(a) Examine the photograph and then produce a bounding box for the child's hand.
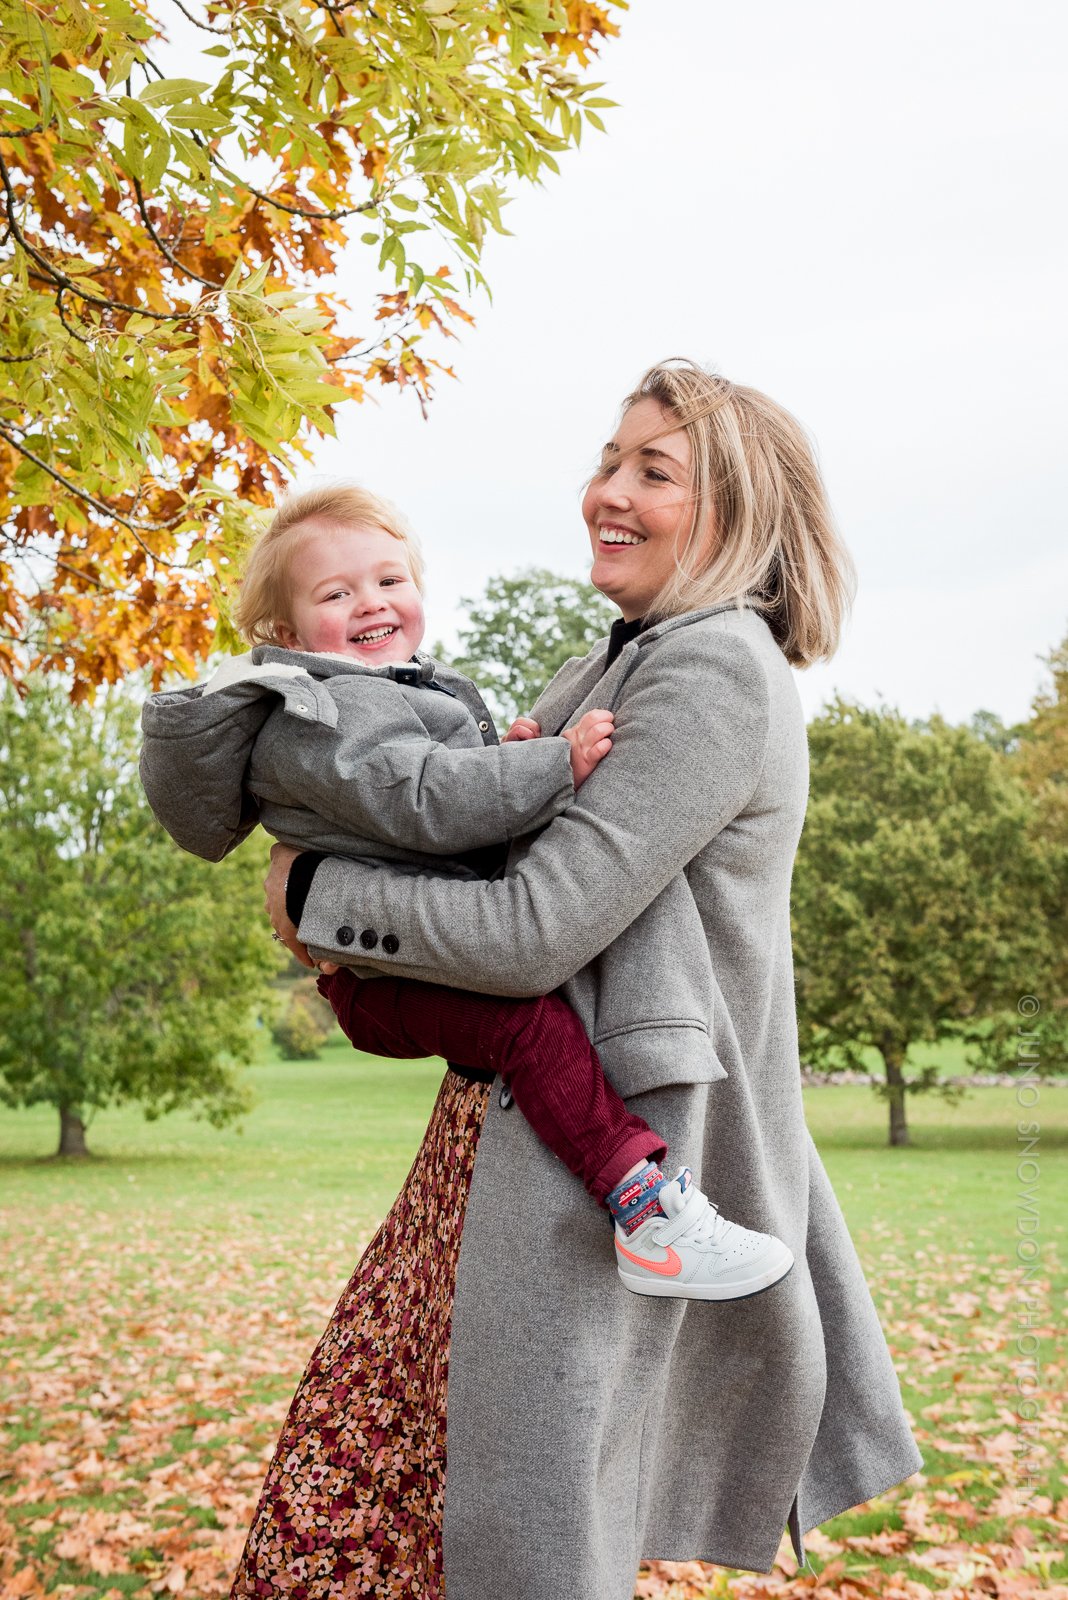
[563,709,615,788]
[503,716,541,743]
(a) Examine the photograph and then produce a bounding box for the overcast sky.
[300,0,1066,726]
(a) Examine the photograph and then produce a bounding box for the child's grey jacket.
[294,603,924,1598]
[139,645,576,871]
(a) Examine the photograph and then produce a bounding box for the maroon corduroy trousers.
[318,971,666,1203]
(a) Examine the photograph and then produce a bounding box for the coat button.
[381,933,400,954]
[499,1084,514,1110]
[478,720,489,732]
[359,928,378,950]
[336,925,355,946]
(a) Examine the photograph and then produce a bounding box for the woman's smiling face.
[582,397,710,621]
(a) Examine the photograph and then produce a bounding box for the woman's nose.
[595,476,631,511]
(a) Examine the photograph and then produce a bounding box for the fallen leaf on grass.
[634,1561,719,1598]
[843,1530,911,1555]
[152,1564,188,1594]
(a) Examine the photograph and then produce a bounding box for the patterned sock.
[606,1161,672,1236]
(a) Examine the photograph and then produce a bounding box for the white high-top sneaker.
[614,1169,794,1301]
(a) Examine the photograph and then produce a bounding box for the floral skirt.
[231,1069,490,1600]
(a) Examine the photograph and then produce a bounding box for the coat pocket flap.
[595,1021,728,1101]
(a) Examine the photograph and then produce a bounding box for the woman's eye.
[645,469,669,483]
[598,461,618,478]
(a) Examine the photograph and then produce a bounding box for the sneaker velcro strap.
[655,1186,713,1248]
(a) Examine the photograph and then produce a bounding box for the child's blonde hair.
[616,360,856,666]
[236,483,425,648]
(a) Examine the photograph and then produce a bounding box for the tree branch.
[333,314,419,361]
[0,152,203,324]
[54,289,92,347]
[0,423,187,547]
[208,149,381,220]
[135,58,386,223]
[51,555,120,593]
[132,177,224,289]
[166,0,231,33]
[0,529,119,594]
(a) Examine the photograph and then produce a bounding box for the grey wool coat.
[293,603,924,1599]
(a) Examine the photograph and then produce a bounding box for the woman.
[237,361,922,1600]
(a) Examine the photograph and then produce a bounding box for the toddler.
[141,483,794,1301]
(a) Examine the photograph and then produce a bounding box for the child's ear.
[275,620,300,649]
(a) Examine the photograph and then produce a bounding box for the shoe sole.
[617,1251,795,1302]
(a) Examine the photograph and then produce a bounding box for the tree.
[792,700,1065,1147]
[0,674,277,1155]
[438,566,617,725]
[1016,630,1068,840]
[0,0,621,692]
[1012,626,1068,1019]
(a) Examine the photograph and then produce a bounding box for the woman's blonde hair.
[615,360,856,665]
[235,482,424,648]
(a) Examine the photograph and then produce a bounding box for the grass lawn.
[1,1036,1065,1599]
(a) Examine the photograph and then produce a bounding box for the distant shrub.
[271,980,335,1061]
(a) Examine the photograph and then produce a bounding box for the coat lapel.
[529,641,641,736]
[532,601,761,734]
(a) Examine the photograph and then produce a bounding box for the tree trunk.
[57,1105,90,1158]
[880,1040,910,1148]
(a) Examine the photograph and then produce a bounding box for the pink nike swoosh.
[616,1238,683,1277]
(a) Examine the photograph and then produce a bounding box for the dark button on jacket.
[336,925,355,946]
[360,928,378,950]
[381,933,400,954]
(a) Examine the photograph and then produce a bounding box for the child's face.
[277,520,425,664]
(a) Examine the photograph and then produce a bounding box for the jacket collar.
[635,598,758,646]
[252,644,437,687]
[531,600,757,736]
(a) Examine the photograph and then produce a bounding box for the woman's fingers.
[265,843,316,968]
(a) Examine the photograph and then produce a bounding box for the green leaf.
[168,104,230,131]
[138,78,210,108]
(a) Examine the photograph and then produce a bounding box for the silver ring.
[271,932,285,943]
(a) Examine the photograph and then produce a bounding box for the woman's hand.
[562,708,615,788]
[502,715,541,743]
[265,843,318,969]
